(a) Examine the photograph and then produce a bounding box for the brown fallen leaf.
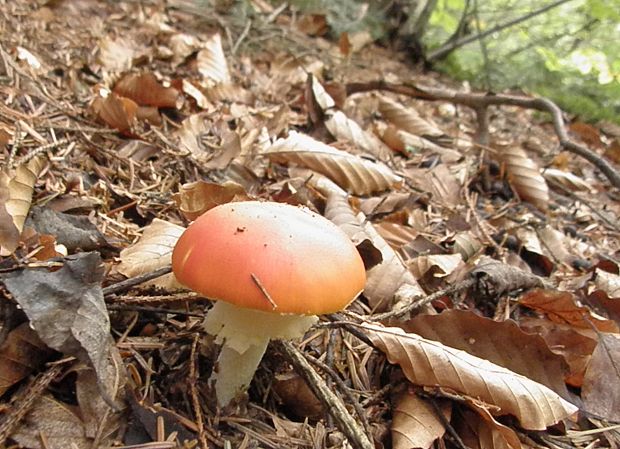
[581,333,620,421]
[0,252,116,406]
[11,394,91,449]
[114,72,179,108]
[362,219,424,312]
[0,155,46,255]
[404,310,573,401]
[363,323,578,430]
[325,110,393,161]
[172,180,248,221]
[91,90,138,133]
[520,289,619,333]
[0,322,55,397]
[454,407,522,449]
[267,131,402,195]
[378,95,445,140]
[196,33,231,85]
[392,389,451,449]
[97,36,135,73]
[118,218,184,283]
[500,146,549,212]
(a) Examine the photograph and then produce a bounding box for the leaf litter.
[0,1,619,449]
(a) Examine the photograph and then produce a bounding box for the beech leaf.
[392,389,451,449]
[0,156,46,255]
[363,323,578,430]
[267,131,402,195]
[501,146,549,212]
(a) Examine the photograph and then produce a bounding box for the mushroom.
[172,201,366,406]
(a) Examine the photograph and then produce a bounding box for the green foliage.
[425,0,620,123]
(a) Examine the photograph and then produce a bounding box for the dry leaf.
[0,156,46,255]
[363,219,424,312]
[378,95,444,139]
[0,253,116,404]
[581,333,620,421]
[454,408,522,449]
[11,394,91,449]
[267,132,402,195]
[500,146,549,212]
[97,36,135,73]
[408,254,463,280]
[364,323,578,430]
[0,322,54,397]
[543,168,593,192]
[113,72,179,108]
[404,310,573,401]
[338,32,351,57]
[172,180,248,221]
[520,289,619,333]
[451,231,482,261]
[381,125,461,162]
[325,110,393,161]
[91,90,138,133]
[392,389,450,449]
[197,33,231,84]
[520,318,597,388]
[118,218,184,279]
[297,14,328,36]
[594,269,620,298]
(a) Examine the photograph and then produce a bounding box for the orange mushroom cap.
[172,201,366,315]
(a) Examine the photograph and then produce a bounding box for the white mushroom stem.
[203,301,318,406]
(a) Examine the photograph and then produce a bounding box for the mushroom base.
[204,301,318,406]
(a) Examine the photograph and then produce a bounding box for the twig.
[427,0,573,61]
[304,353,371,434]
[102,266,173,296]
[189,334,209,449]
[274,340,375,449]
[346,80,620,188]
[368,278,476,321]
[0,362,65,445]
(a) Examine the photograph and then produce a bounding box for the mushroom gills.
[204,301,318,406]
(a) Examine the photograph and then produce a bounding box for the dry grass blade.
[267,132,402,195]
[0,156,46,255]
[197,33,231,85]
[325,110,393,161]
[500,146,549,212]
[378,95,445,139]
[363,323,578,430]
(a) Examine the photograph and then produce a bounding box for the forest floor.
[1,1,620,449]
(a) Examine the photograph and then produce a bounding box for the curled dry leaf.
[91,90,138,133]
[267,131,402,195]
[594,268,620,299]
[113,72,179,108]
[408,253,463,280]
[118,218,184,285]
[451,231,482,261]
[500,146,549,212]
[0,322,54,397]
[378,95,445,139]
[0,253,115,404]
[309,74,335,111]
[543,168,593,192]
[325,110,393,161]
[454,408,523,449]
[197,33,231,85]
[392,389,451,449]
[470,259,544,300]
[404,310,573,401]
[581,333,620,421]
[11,394,92,449]
[520,289,619,333]
[382,125,461,162]
[362,218,424,312]
[0,155,46,255]
[204,82,254,105]
[172,180,248,221]
[363,323,578,430]
[97,36,135,73]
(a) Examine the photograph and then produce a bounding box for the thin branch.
[428,0,574,62]
[345,81,620,188]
